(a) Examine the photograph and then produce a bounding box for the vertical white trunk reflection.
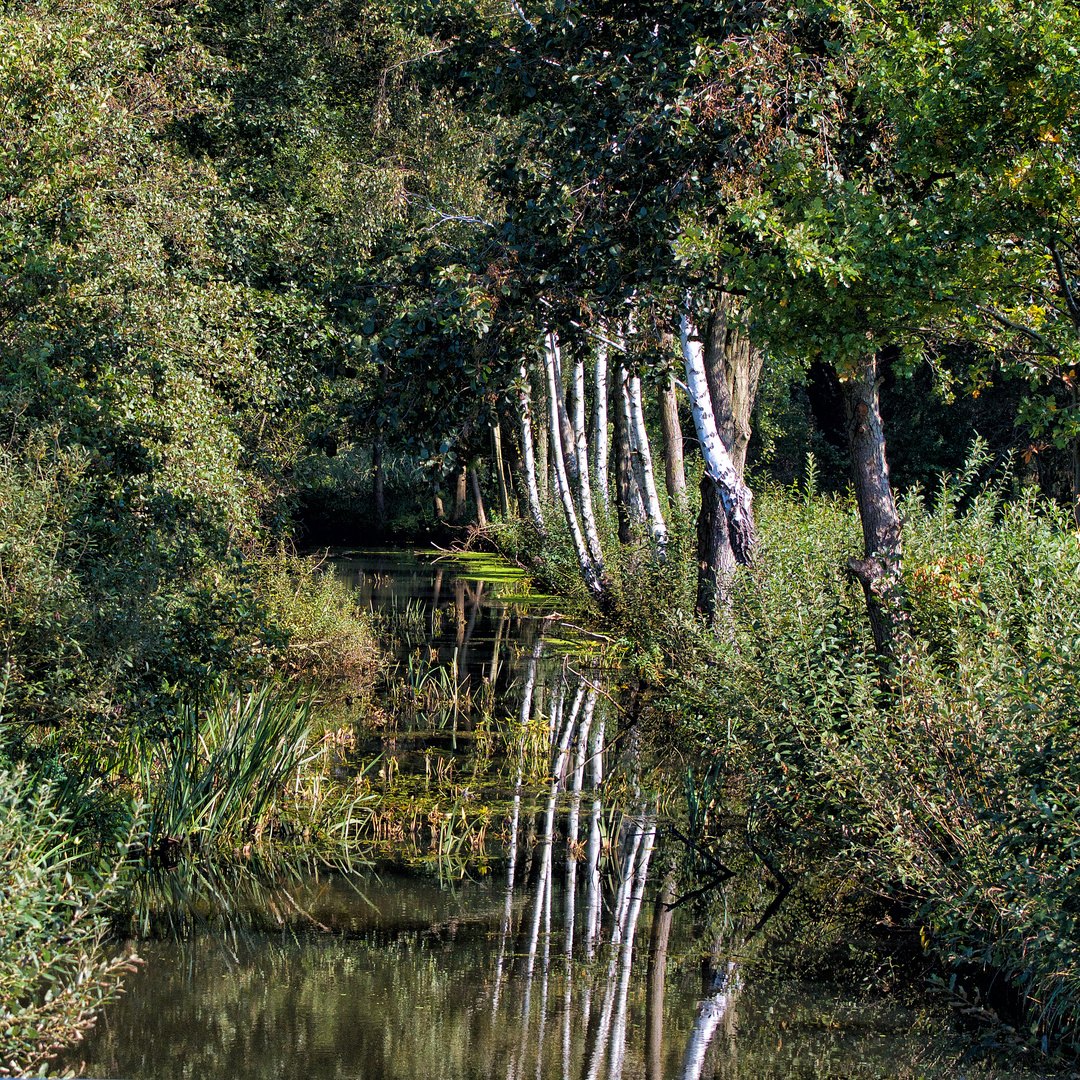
[492,641,543,1019]
[584,808,656,1080]
[584,712,606,960]
[678,963,739,1080]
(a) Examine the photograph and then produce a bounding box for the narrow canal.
[70,551,966,1079]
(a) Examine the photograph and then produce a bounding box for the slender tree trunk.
[491,421,511,517]
[572,352,605,567]
[450,462,467,524]
[612,372,641,543]
[680,311,757,622]
[593,341,610,511]
[842,351,902,654]
[550,335,579,482]
[538,368,550,504]
[627,371,667,547]
[658,372,687,508]
[545,332,606,602]
[519,361,547,536]
[470,467,488,529]
[433,474,444,520]
[372,439,385,530]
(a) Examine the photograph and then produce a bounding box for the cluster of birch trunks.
[509,295,765,620]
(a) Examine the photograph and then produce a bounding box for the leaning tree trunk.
[704,293,764,479]
[680,310,757,623]
[549,335,579,483]
[470,467,488,529]
[544,332,607,603]
[491,420,512,517]
[686,297,763,622]
[842,351,902,654]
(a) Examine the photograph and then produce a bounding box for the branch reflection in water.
[72,658,716,1080]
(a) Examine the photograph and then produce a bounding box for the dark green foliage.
[657,449,1080,1057]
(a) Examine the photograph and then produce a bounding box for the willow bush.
[660,448,1080,1058]
[0,767,136,1078]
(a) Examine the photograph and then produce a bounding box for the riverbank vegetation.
[3,0,1080,1070]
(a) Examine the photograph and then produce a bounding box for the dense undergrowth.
[647,449,1080,1061]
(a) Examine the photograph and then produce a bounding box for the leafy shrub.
[251,548,382,687]
[660,448,1080,1057]
[0,767,136,1077]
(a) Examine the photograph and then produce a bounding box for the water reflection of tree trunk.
[455,579,466,647]
[584,808,656,1080]
[584,711,606,961]
[678,963,739,1080]
[489,605,508,686]
[517,681,581,1080]
[645,864,676,1080]
[492,642,541,1019]
[459,582,483,685]
[431,568,443,623]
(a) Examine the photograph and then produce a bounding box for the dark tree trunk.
[695,474,736,620]
[658,371,687,506]
[372,440,385,529]
[843,351,902,654]
[450,462,467,524]
[433,475,444,520]
[470,467,488,529]
[611,376,637,544]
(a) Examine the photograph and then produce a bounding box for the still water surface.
[71,551,956,1080]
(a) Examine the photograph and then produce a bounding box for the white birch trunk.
[572,352,605,568]
[627,372,668,547]
[680,313,756,561]
[616,363,647,525]
[545,332,604,598]
[518,361,546,536]
[593,341,610,511]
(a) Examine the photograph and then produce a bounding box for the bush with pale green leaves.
[0,767,135,1078]
[662,447,1080,1058]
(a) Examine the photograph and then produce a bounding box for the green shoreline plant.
[654,447,1080,1059]
[0,766,137,1078]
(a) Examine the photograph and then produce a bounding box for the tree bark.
[545,332,607,602]
[372,439,385,530]
[518,361,547,536]
[433,474,444,520]
[842,351,902,654]
[550,336,579,483]
[680,311,757,623]
[612,368,644,543]
[470,467,488,529]
[571,351,605,567]
[593,341,610,511]
[658,372,687,508]
[450,461,467,524]
[627,371,668,549]
[491,420,511,517]
[703,294,764,479]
